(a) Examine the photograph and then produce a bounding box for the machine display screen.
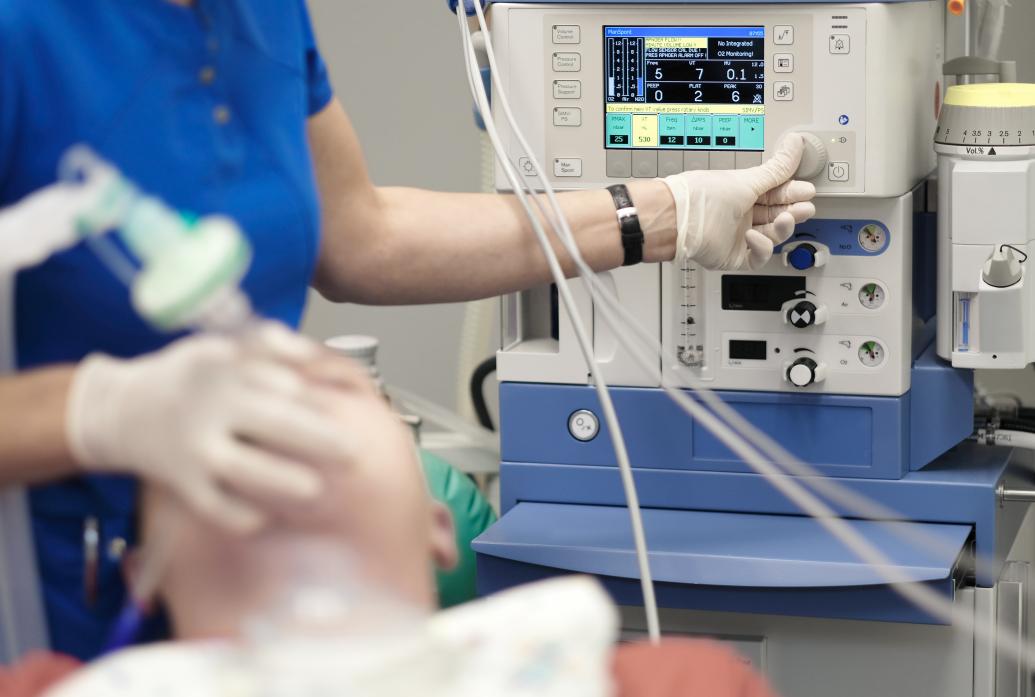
[722,275,805,312]
[729,340,768,360]
[604,26,765,151]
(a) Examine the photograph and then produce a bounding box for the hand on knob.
[662,133,818,271]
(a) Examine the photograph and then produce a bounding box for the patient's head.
[140,383,458,640]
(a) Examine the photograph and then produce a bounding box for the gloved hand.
[662,134,817,270]
[66,323,360,534]
[0,182,98,274]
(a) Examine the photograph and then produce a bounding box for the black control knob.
[786,300,819,328]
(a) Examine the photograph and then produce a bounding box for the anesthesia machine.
[463,1,1035,695]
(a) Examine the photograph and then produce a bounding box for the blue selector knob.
[787,244,818,271]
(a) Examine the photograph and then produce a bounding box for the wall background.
[303,0,1035,410]
[302,0,486,412]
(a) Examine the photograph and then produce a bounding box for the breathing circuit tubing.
[455,1,1035,663]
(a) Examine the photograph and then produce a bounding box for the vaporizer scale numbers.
[936,124,1035,147]
[859,341,885,367]
[605,26,765,152]
[858,283,885,309]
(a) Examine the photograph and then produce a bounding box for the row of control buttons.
[516,154,759,179]
[604,150,763,179]
[774,27,850,53]
[551,25,584,175]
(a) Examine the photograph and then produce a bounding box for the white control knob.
[785,357,828,387]
[983,246,1024,288]
[794,133,829,181]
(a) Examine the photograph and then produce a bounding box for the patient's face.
[143,381,457,639]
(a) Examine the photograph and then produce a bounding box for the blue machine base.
[500,343,973,481]
[475,444,1033,624]
[476,503,971,624]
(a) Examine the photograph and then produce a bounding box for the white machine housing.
[492,1,944,397]
[936,108,1035,369]
[487,1,944,196]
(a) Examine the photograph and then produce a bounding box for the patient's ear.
[429,502,459,571]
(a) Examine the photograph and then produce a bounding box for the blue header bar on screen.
[604,26,765,38]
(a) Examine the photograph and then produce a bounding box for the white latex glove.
[0,182,97,274]
[66,323,357,533]
[663,133,818,270]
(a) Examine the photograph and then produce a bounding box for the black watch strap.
[606,184,645,266]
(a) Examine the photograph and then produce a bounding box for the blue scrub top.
[0,0,334,659]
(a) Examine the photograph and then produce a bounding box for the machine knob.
[982,246,1024,288]
[782,241,829,270]
[786,357,826,387]
[787,244,818,270]
[783,299,828,329]
[793,133,830,181]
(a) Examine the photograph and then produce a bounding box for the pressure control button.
[553,53,581,72]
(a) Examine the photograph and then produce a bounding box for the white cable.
[987,430,1035,450]
[455,9,661,643]
[464,3,1035,666]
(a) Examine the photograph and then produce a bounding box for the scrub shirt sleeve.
[298,0,334,116]
[0,18,20,189]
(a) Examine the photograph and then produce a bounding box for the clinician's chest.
[4,0,322,365]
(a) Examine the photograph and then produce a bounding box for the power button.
[828,162,850,182]
[568,409,600,442]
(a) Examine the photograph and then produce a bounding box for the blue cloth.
[0,0,334,659]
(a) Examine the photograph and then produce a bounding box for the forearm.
[0,366,78,486]
[317,181,675,305]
